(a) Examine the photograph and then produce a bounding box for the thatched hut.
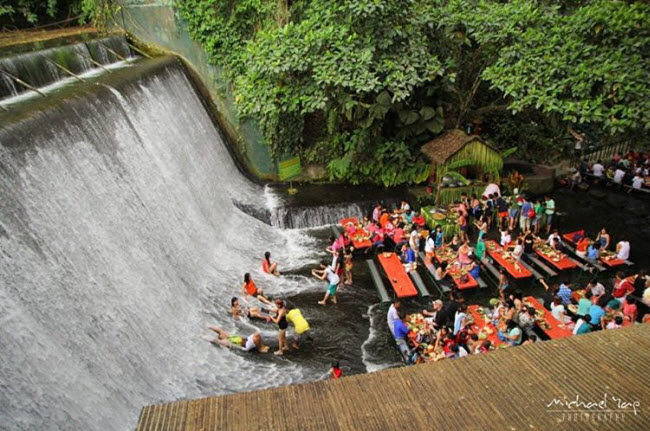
[421,129,503,204]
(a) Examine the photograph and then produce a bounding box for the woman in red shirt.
[329,362,342,379]
[612,272,634,298]
[262,251,280,276]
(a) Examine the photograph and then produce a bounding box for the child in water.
[344,247,353,285]
[329,361,342,379]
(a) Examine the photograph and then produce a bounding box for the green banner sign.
[278,157,301,181]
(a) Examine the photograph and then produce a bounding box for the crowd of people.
[388,263,649,364]
[569,150,650,192]
[201,177,648,375]
[372,180,649,364]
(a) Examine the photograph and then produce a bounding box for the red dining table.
[484,240,532,279]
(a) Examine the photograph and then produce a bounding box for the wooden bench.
[562,242,606,271]
[585,173,650,194]
[409,270,431,297]
[525,254,558,277]
[480,257,501,281]
[475,275,488,289]
[418,252,449,296]
[366,259,391,302]
[517,259,545,280]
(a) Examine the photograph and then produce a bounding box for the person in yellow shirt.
[286,308,311,350]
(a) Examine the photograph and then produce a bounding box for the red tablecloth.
[432,246,477,290]
[485,240,532,279]
[377,252,418,298]
[563,230,625,267]
[534,247,578,270]
[600,254,626,268]
[524,297,573,339]
[562,230,584,245]
[467,305,504,347]
[433,245,457,264]
[448,268,479,290]
[339,218,372,249]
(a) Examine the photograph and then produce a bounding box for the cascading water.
[268,199,367,229]
[0,35,132,100]
[0,56,330,431]
[265,186,403,229]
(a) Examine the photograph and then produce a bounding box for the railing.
[582,141,631,163]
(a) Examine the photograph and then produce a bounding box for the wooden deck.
[135,325,650,431]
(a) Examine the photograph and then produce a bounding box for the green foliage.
[444,0,650,134]
[176,0,650,185]
[0,0,114,28]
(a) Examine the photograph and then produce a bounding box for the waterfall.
[0,35,133,101]
[269,201,368,229]
[266,188,402,229]
[0,56,324,431]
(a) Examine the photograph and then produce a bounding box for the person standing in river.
[270,298,289,356]
[313,261,340,305]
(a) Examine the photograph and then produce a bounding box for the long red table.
[562,230,584,245]
[377,252,418,298]
[339,218,372,249]
[433,246,478,290]
[563,230,625,267]
[467,305,505,347]
[534,245,578,270]
[448,268,479,290]
[524,297,573,339]
[484,240,532,279]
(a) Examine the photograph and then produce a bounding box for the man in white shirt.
[500,229,511,247]
[632,174,644,190]
[313,261,341,305]
[589,281,606,297]
[483,183,501,199]
[592,160,605,177]
[616,239,630,261]
[387,300,401,336]
[547,230,561,246]
[613,167,626,184]
[203,326,269,352]
[409,226,420,251]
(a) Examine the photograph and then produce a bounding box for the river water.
[0,55,403,430]
[1,48,648,431]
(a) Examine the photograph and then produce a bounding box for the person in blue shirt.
[520,197,533,232]
[401,243,416,272]
[434,225,445,248]
[469,260,480,279]
[392,312,412,362]
[557,283,573,305]
[587,242,601,260]
[588,303,605,329]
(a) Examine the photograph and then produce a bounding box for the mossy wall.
[114,1,276,179]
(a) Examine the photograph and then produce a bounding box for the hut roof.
[421,129,496,165]
[133,324,650,431]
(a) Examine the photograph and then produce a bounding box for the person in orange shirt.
[379,210,390,229]
[242,273,272,305]
[262,251,280,276]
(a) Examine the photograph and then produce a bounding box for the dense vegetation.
[0,0,105,29]
[6,1,649,186]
